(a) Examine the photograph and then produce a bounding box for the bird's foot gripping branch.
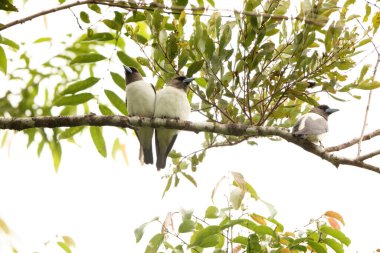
[0,115,379,174]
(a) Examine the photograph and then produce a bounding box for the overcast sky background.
[1,1,380,253]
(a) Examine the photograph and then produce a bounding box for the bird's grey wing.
[164,134,177,159]
[292,118,302,134]
[295,117,328,135]
[150,83,156,94]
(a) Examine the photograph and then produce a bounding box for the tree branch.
[325,129,380,152]
[0,115,379,174]
[0,0,326,32]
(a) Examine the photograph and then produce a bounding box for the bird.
[124,65,156,164]
[292,104,339,146]
[154,76,195,170]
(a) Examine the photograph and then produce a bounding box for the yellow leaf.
[325,210,345,225]
[280,248,292,253]
[250,214,267,225]
[62,236,76,247]
[0,218,10,234]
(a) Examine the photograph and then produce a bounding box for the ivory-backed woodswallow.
[292,105,339,146]
[124,65,156,164]
[154,76,195,170]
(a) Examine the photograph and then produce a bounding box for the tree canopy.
[1,0,380,251]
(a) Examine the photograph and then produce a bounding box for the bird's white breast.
[154,86,190,120]
[298,113,323,130]
[125,80,155,117]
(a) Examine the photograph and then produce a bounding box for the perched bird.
[292,104,339,146]
[124,65,156,164]
[154,76,195,170]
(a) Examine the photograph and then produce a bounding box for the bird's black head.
[123,65,142,84]
[170,76,195,91]
[316,104,339,116]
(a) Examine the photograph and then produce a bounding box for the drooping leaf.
[90,126,107,157]
[70,53,106,64]
[178,220,195,233]
[324,238,344,253]
[110,72,125,90]
[134,217,159,243]
[0,36,19,50]
[83,32,114,41]
[99,104,114,115]
[104,89,128,115]
[117,51,146,76]
[190,225,221,248]
[307,241,327,253]
[59,126,85,140]
[80,11,90,23]
[54,93,94,106]
[187,60,204,77]
[103,19,122,30]
[145,233,164,253]
[57,241,71,253]
[61,77,100,95]
[49,142,62,172]
[320,225,351,246]
[0,46,7,74]
[0,0,18,11]
[88,4,101,13]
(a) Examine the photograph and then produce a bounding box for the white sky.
[1,1,380,253]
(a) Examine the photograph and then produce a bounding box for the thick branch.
[0,115,379,174]
[0,0,325,31]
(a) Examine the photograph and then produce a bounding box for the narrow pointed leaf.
[135,217,159,243]
[320,225,351,246]
[90,126,107,157]
[104,89,128,115]
[145,233,164,253]
[0,46,7,74]
[117,51,146,76]
[61,77,100,95]
[70,53,106,64]
[54,93,94,106]
[110,72,125,90]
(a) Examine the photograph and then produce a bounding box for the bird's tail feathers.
[139,145,154,165]
[156,154,166,170]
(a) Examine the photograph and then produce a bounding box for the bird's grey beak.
[326,108,339,114]
[183,77,195,84]
[123,65,132,74]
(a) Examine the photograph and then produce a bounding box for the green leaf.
[205,206,219,219]
[324,238,344,253]
[206,0,215,7]
[0,0,18,11]
[307,241,327,253]
[88,4,101,13]
[253,225,276,237]
[99,104,114,115]
[103,19,122,30]
[145,233,164,253]
[230,188,244,209]
[166,33,178,62]
[190,226,221,248]
[0,36,19,50]
[61,77,100,95]
[70,53,106,64]
[187,60,204,77]
[54,93,94,106]
[181,172,197,187]
[364,4,371,22]
[373,11,380,34]
[110,72,125,90]
[358,80,380,90]
[104,89,128,115]
[80,11,90,23]
[320,225,351,246]
[135,217,159,243]
[90,126,107,157]
[178,50,189,70]
[59,126,85,140]
[195,77,207,88]
[0,46,6,75]
[117,51,146,76]
[162,175,173,198]
[220,24,232,49]
[49,142,62,172]
[33,37,52,43]
[84,32,114,41]
[57,242,71,253]
[178,220,195,233]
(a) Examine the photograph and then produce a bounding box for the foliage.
[135,172,351,253]
[0,1,380,183]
